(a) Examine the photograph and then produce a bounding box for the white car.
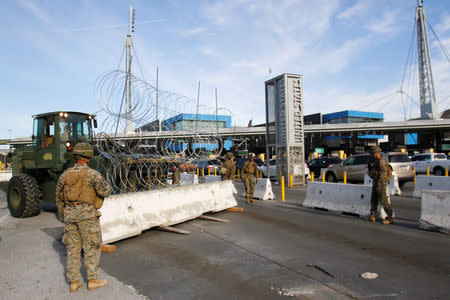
[258,159,310,179]
[411,153,449,175]
[258,159,277,178]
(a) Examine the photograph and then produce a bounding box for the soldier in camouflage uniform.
[367,145,394,224]
[242,153,258,203]
[221,152,236,183]
[56,143,111,292]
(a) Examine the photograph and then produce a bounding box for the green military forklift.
[7,111,100,218]
[7,111,181,218]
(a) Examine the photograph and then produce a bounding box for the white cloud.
[17,0,50,24]
[435,14,450,34]
[366,10,401,35]
[336,1,370,22]
[182,26,207,37]
[314,36,372,73]
[199,46,218,56]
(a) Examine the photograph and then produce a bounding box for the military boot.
[250,195,255,203]
[70,280,82,293]
[88,279,108,291]
[382,216,394,225]
[246,196,250,204]
[368,213,375,222]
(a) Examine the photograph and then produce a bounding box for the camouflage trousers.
[370,182,393,217]
[243,174,256,198]
[63,217,102,281]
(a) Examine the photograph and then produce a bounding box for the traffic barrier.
[204,175,221,183]
[0,172,12,182]
[364,173,401,196]
[412,175,450,198]
[303,181,388,219]
[253,178,275,200]
[419,190,450,234]
[179,173,199,186]
[100,180,238,244]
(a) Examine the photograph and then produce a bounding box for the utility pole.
[125,6,136,133]
[416,0,438,119]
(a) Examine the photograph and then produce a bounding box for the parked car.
[411,153,449,175]
[322,152,413,184]
[383,152,414,182]
[323,153,371,183]
[258,159,310,179]
[196,159,222,172]
[235,157,263,170]
[258,159,277,178]
[307,157,342,177]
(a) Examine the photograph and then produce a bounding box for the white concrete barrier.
[204,175,221,183]
[0,172,12,182]
[419,190,450,234]
[413,176,450,198]
[303,181,388,219]
[179,173,199,186]
[253,179,275,200]
[364,173,401,196]
[99,180,238,244]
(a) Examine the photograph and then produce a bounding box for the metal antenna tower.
[125,6,136,133]
[416,0,438,119]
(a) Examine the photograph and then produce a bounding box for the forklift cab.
[32,111,97,164]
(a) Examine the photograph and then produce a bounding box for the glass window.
[60,115,92,143]
[343,157,355,166]
[354,155,370,165]
[33,118,43,147]
[434,154,447,160]
[310,159,319,166]
[33,117,55,148]
[59,121,73,142]
[389,154,410,163]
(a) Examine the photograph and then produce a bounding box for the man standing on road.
[221,152,236,183]
[367,145,394,224]
[242,153,258,204]
[56,143,111,293]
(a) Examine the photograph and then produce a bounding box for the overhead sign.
[315,148,324,154]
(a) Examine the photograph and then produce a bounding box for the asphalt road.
[99,181,450,300]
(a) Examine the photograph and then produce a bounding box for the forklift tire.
[7,174,40,218]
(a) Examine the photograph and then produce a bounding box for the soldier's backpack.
[387,164,393,182]
[60,166,104,209]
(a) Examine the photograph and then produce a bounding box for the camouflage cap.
[369,145,382,154]
[225,152,234,159]
[249,153,256,158]
[73,142,94,158]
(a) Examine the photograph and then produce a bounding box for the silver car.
[323,152,413,184]
[323,153,371,183]
[383,152,414,182]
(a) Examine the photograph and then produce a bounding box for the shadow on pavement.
[41,226,90,284]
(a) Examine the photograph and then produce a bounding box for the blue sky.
[1,0,450,139]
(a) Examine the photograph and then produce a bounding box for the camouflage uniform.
[221,160,236,182]
[368,156,393,218]
[242,160,258,203]
[56,163,111,282]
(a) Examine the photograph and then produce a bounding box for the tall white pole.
[416,0,438,119]
[125,6,135,133]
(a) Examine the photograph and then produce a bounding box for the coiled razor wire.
[94,70,228,194]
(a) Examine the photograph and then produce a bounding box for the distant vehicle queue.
[186,149,449,185]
